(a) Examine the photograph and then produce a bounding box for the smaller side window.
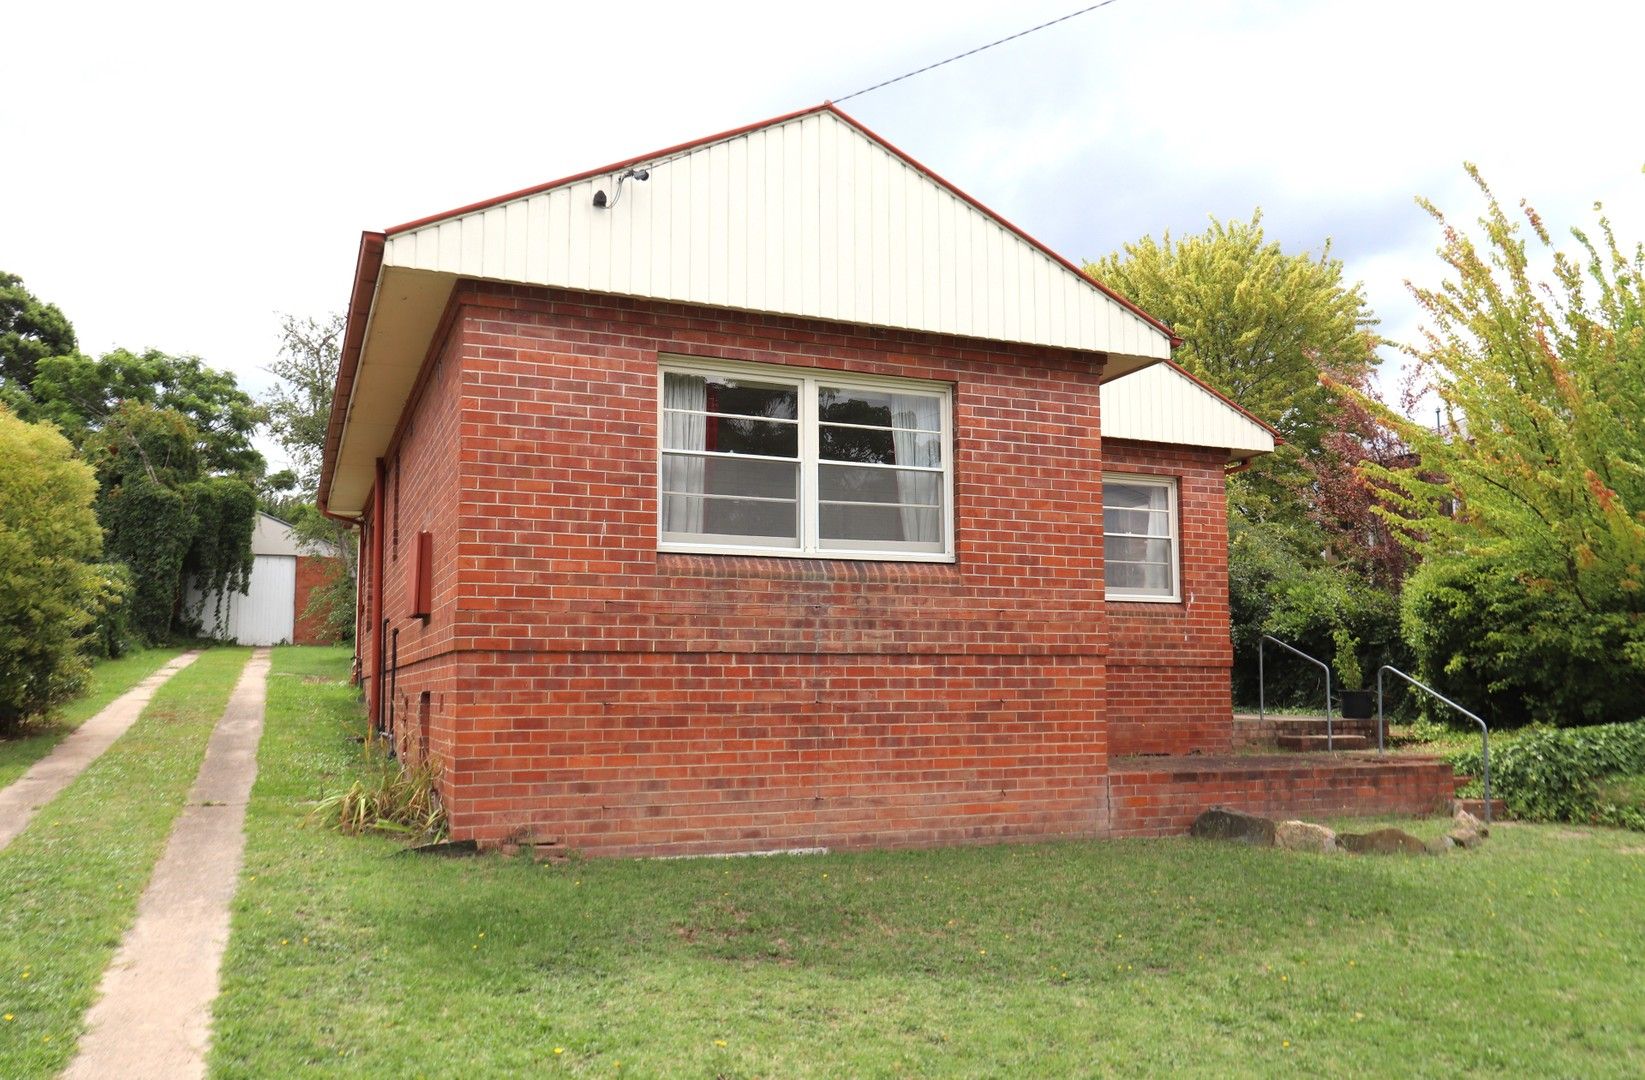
[1103,474,1179,602]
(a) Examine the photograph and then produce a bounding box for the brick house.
[319,103,1452,855]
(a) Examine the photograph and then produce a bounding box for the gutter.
[316,231,388,516]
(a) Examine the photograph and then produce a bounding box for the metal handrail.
[1258,635,1334,752]
[1377,665,1490,823]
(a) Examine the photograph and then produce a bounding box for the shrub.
[1403,557,1642,727]
[0,407,114,732]
[1448,722,1645,829]
[1230,516,1407,708]
[310,742,446,841]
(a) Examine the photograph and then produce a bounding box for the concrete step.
[1276,733,1372,751]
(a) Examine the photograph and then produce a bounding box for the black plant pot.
[1338,689,1375,720]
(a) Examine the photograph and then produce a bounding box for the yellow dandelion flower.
[554,1047,565,1055]
[281,939,289,946]
[1282,1040,1291,1049]
[714,1039,727,1047]
[3,1014,12,1022]
[978,949,986,956]
[478,932,485,939]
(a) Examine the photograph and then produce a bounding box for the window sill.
[659,542,954,565]
[1106,593,1183,605]
[657,550,963,583]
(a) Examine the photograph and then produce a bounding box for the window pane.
[820,503,942,544]
[662,454,797,501]
[1104,506,1170,537]
[819,425,941,466]
[1107,537,1173,565]
[666,371,798,420]
[1108,561,1174,592]
[818,464,941,506]
[662,414,797,457]
[1105,481,1169,513]
[662,494,798,544]
[818,386,942,431]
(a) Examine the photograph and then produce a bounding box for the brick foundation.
[1107,753,1456,838]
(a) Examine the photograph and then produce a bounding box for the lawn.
[0,645,187,791]
[208,646,1645,1078]
[0,646,251,1079]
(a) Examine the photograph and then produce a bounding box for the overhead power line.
[835,0,1126,104]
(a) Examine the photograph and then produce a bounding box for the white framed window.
[1103,474,1180,602]
[658,355,954,561]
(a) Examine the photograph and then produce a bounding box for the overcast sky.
[6,0,1641,468]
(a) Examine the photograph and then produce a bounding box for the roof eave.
[317,230,386,516]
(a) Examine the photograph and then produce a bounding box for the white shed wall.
[187,555,297,646]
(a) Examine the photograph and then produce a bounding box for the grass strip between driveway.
[211,646,1645,1078]
[0,646,188,792]
[0,646,251,1078]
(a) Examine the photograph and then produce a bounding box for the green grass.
[0,647,251,1078]
[0,646,187,791]
[210,646,1645,1078]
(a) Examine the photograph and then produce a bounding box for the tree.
[1093,216,1394,705]
[1307,381,1418,590]
[24,348,266,476]
[0,406,126,732]
[261,312,357,641]
[264,314,344,493]
[1088,213,1380,455]
[0,272,76,391]
[1357,167,1645,724]
[83,401,258,642]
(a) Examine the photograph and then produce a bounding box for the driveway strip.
[64,647,271,1080]
[0,650,201,852]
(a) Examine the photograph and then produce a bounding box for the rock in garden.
[1275,819,1340,854]
[1425,835,1457,855]
[1189,808,1276,846]
[1338,828,1428,855]
[1453,807,1489,837]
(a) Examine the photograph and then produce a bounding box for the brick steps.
[1276,733,1372,751]
[1454,797,1506,819]
[1269,717,1379,738]
[1108,752,1457,837]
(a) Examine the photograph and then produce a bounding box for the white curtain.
[663,374,708,533]
[892,395,941,542]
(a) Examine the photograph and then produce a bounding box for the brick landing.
[1108,753,1455,838]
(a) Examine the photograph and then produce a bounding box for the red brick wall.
[292,555,344,646]
[360,282,1112,856]
[1103,441,1235,755]
[1108,755,1455,837]
[357,309,468,769]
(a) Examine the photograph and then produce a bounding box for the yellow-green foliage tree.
[1356,168,1645,724]
[0,407,126,732]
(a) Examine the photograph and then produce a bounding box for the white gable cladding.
[381,109,1172,368]
[1100,363,1276,461]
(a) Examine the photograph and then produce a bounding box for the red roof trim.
[318,230,387,513]
[380,100,1178,348]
